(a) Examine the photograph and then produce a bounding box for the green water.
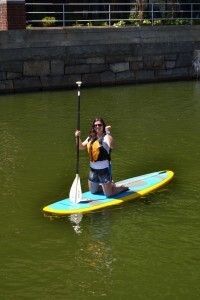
[0,81,200,300]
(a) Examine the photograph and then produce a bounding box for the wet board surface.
[43,170,174,215]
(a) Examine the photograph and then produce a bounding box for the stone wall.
[0,26,200,93]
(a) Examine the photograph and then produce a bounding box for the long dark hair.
[88,117,106,141]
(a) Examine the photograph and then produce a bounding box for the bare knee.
[89,181,101,194]
[90,186,99,194]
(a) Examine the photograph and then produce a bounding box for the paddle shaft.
[76,81,82,174]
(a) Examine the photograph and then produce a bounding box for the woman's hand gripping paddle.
[69,81,83,204]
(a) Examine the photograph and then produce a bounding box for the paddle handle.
[76,81,82,174]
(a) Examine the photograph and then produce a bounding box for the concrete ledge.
[1,26,200,49]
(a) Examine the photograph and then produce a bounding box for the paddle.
[69,81,83,203]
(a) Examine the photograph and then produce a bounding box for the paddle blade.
[69,174,82,204]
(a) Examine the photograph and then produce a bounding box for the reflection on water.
[193,50,200,78]
[72,212,115,298]
[69,213,83,234]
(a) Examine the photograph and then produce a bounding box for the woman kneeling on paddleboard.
[75,117,128,197]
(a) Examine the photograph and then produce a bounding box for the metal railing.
[25,2,200,27]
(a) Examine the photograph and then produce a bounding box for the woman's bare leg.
[102,182,129,198]
[88,180,102,194]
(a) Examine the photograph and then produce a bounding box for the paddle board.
[43,170,174,215]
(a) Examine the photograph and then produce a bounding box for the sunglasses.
[94,123,103,127]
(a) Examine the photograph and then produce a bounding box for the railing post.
[63,4,65,27]
[191,3,193,25]
[151,3,154,26]
[109,4,111,26]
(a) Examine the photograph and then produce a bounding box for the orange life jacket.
[87,135,111,162]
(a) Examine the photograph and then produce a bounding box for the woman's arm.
[75,130,88,150]
[105,126,115,149]
[105,134,115,149]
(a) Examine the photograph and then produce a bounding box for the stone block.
[141,42,192,56]
[41,75,81,89]
[135,70,155,81]
[24,61,50,76]
[64,58,87,65]
[126,56,143,62]
[176,53,193,67]
[155,67,189,79]
[82,73,101,86]
[0,72,6,80]
[14,77,41,91]
[91,64,108,73]
[86,57,105,64]
[116,71,135,83]
[106,55,128,64]
[144,55,165,69]
[130,44,144,56]
[0,61,23,73]
[130,61,143,71]
[7,72,21,80]
[51,60,64,75]
[166,61,176,69]
[65,64,91,75]
[110,62,129,73]
[0,80,13,93]
[100,71,115,85]
[41,76,64,88]
[165,54,177,61]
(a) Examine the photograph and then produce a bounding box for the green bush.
[153,20,162,26]
[129,12,142,26]
[113,20,126,27]
[175,19,190,25]
[73,22,84,27]
[42,16,56,27]
[142,19,151,26]
[101,22,109,26]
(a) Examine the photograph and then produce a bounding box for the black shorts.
[89,167,112,184]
